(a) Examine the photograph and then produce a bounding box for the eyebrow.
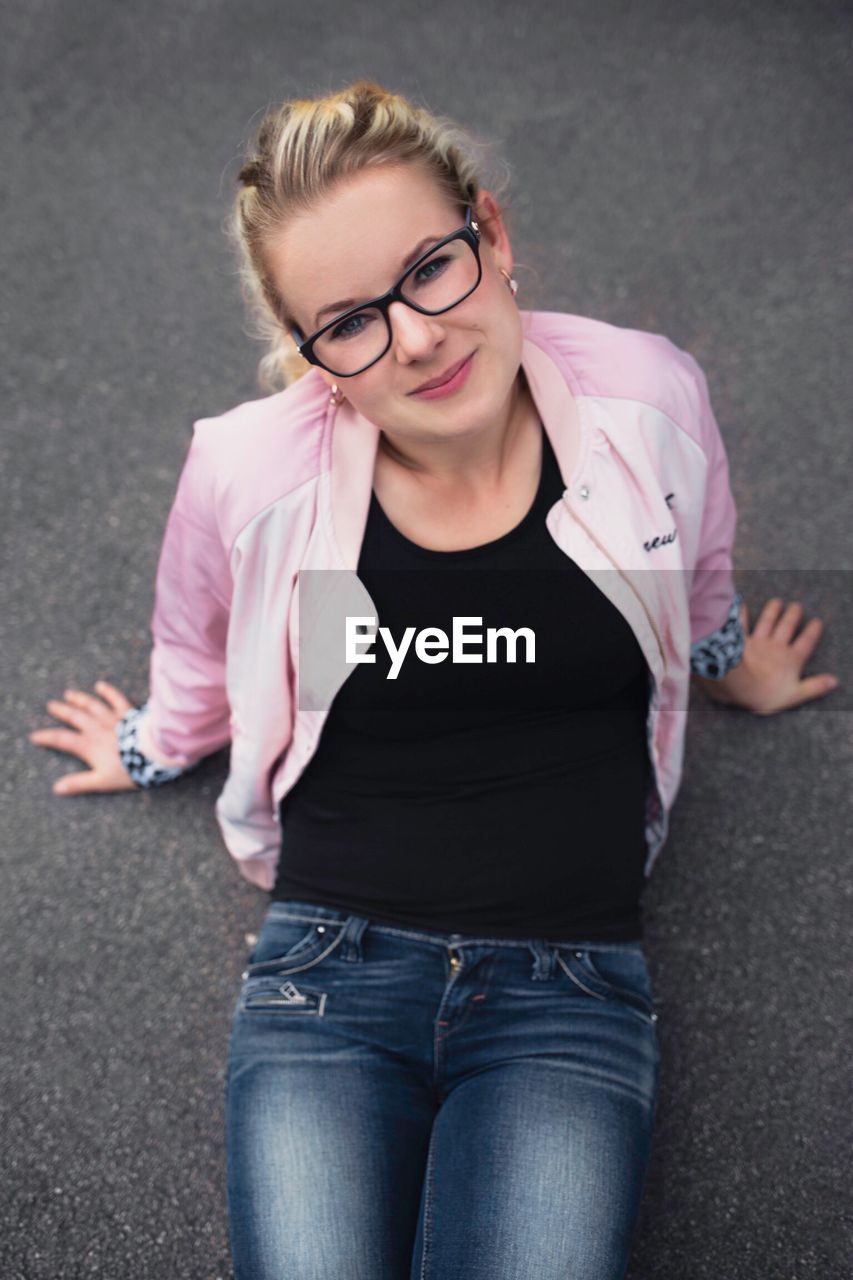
[312,234,443,329]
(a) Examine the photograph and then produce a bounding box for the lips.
[409,353,472,394]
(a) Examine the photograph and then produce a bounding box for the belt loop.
[527,938,558,981]
[340,914,370,962]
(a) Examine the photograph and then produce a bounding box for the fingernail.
[54,781,67,794]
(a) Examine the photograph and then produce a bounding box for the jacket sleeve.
[679,351,746,679]
[118,420,233,783]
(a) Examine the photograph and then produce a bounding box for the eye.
[329,312,374,342]
[412,255,451,285]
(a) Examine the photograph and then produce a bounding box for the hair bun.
[238,160,263,188]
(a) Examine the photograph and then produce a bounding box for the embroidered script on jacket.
[643,528,677,552]
[644,492,677,552]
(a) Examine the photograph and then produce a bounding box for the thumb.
[53,771,103,796]
[785,673,841,710]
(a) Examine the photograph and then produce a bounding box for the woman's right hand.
[29,679,140,795]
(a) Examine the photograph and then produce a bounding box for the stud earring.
[329,382,345,406]
[499,267,518,297]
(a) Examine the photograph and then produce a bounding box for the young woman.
[30,80,838,1279]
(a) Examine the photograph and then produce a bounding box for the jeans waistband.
[266,898,645,954]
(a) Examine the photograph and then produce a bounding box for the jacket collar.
[328,333,587,570]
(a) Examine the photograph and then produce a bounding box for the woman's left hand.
[694,597,840,715]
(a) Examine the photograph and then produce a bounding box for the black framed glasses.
[289,206,483,378]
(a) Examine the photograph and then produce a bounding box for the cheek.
[347,369,395,416]
[479,280,520,336]
[479,299,523,366]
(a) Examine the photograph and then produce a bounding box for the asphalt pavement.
[3,1,851,1276]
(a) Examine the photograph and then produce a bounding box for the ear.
[473,188,513,278]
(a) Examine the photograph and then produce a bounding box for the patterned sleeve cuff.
[690,590,746,679]
[115,701,190,789]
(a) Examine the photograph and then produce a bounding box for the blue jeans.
[224,899,661,1279]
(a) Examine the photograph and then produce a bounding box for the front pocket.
[555,946,658,1025]
[245,918,348,979]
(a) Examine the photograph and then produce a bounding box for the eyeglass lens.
[312,238,480,376]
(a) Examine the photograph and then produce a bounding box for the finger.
[29,727,89,756]
[751,598,785,641]
[94,680,134,715]
[44,699,88,731]
[790,616,824,664]
[53,770,104,796]
[772,600,804,644]
[782,673,841,711]
[64,688,115,723]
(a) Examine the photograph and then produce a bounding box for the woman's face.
[264,162,523,445]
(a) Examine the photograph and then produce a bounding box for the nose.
[388,300,445,363]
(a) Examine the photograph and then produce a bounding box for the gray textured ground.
[4,1,851,1276]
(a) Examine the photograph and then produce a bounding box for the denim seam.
[419,1110,439,1280]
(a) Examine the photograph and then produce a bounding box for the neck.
[378,369,535,489]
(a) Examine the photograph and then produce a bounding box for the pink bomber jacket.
[120,309,745,891]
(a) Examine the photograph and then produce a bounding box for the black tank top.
[273,420,652,941]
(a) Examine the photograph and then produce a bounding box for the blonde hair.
[226,78,515,392]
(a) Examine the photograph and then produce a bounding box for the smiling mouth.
[409,353,473,394]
